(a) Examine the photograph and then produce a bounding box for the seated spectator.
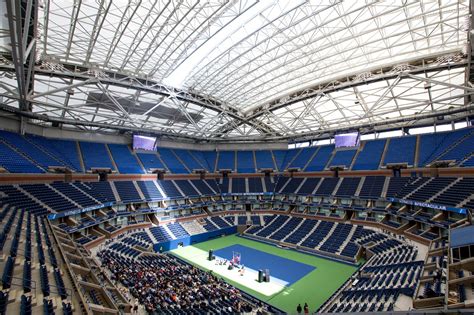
[97,249,272,314]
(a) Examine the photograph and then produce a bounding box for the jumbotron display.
[132,135,157,151]
[335,132,360,148]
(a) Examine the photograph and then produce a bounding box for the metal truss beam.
[465,0,474,97]
[246,60,468,122]
[5,0,37,112]
[215,60,468,138]
[0,61,278,136]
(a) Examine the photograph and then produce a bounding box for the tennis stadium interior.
[1,0,474,314]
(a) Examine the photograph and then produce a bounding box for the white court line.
[172,246,287,297]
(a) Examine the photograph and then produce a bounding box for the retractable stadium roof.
[0,0,473,142]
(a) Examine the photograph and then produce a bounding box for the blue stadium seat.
[288,147,318,170]
[236,151,256,173]
[173,149,204,171]
[217,151,235,171]
[383,136,416,166]
[136,152,166,172]
[0,141,43,173]
[272,150,288,171]
[80,142,115,170]
[137,181,163,201]
[157,148,189,173]
[26,134,82,171]
[108,144,143,174]
[255,150,275,170]
[329,149,357,168]
[352,139,386,170]
[114,181,141,202]
[305,145,334,171]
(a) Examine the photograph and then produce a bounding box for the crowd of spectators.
[97,249,276,314]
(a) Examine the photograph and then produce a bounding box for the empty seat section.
[329,149,357,168]
[238,216,247,225]
[314,178,339,196]
[114,181,141,202]
[383,136,416,166]
[297,178,320,195]
[437,133,474,164]
[217,151,235,171]
[284,219,318,244]
[0,141,43,173]
[210,216,231,228]
[21,184,77,212]
[247,215,258,225]
[301,221,334,248]
[136,152,166,172]
[190,180,215,195]
[272,150,288,171]
[248,178,263,193]
[461,155,474,167]
[255,150,275,170]
[418,128,472,166]
[320,223,352,253]
[385,177,412,198]
[256,215,288,237]
[236,151,255,173]
[174,180,200,196]
[219,178,230,193]
[264,177,275,192]
[394,177,430,199]
[149,226,173,242]
[432,177,474,206]
[137,181,163,201]
[0,186,47,215]
[156,181,182,198]
[280,149,300,171]
[202,218,218,231]
[80,142,115,170]
[186,151,209,171]
[358,176,385,198]
[232,178,246,194]
[82,182,117,203]
[173,149,203,171]
[108,144,143,174]
[0,130,65,170]
[269,217,303,241]
[167,223,189,238]
[281,178,304,194]
[305,145,334,171]
[274,177,290,192]
[288,147,317,170]
[158,148,189,173]
[25,134,81,171]
[200,151,217,172]
[352,139,386,170]
[205,179,220,193]
[408,177,455,202]
[335,177,361,197]
[50,182,98,208]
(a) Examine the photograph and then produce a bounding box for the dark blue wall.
[153,226,238,252]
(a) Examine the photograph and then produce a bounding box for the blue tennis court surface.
[213,244,315,285]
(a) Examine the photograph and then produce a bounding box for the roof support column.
[5,0,38,133]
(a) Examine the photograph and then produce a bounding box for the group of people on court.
[297,302,310,314]
[214,258,246,276]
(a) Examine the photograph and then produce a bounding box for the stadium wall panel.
[152,226,238,251]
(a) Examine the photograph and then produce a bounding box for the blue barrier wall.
[153,226,238,252]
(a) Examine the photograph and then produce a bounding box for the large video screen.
[133,135,157,151]
[335,132,360,148]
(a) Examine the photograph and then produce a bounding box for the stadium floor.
[214,244,316,285]
[170,234,358,313]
